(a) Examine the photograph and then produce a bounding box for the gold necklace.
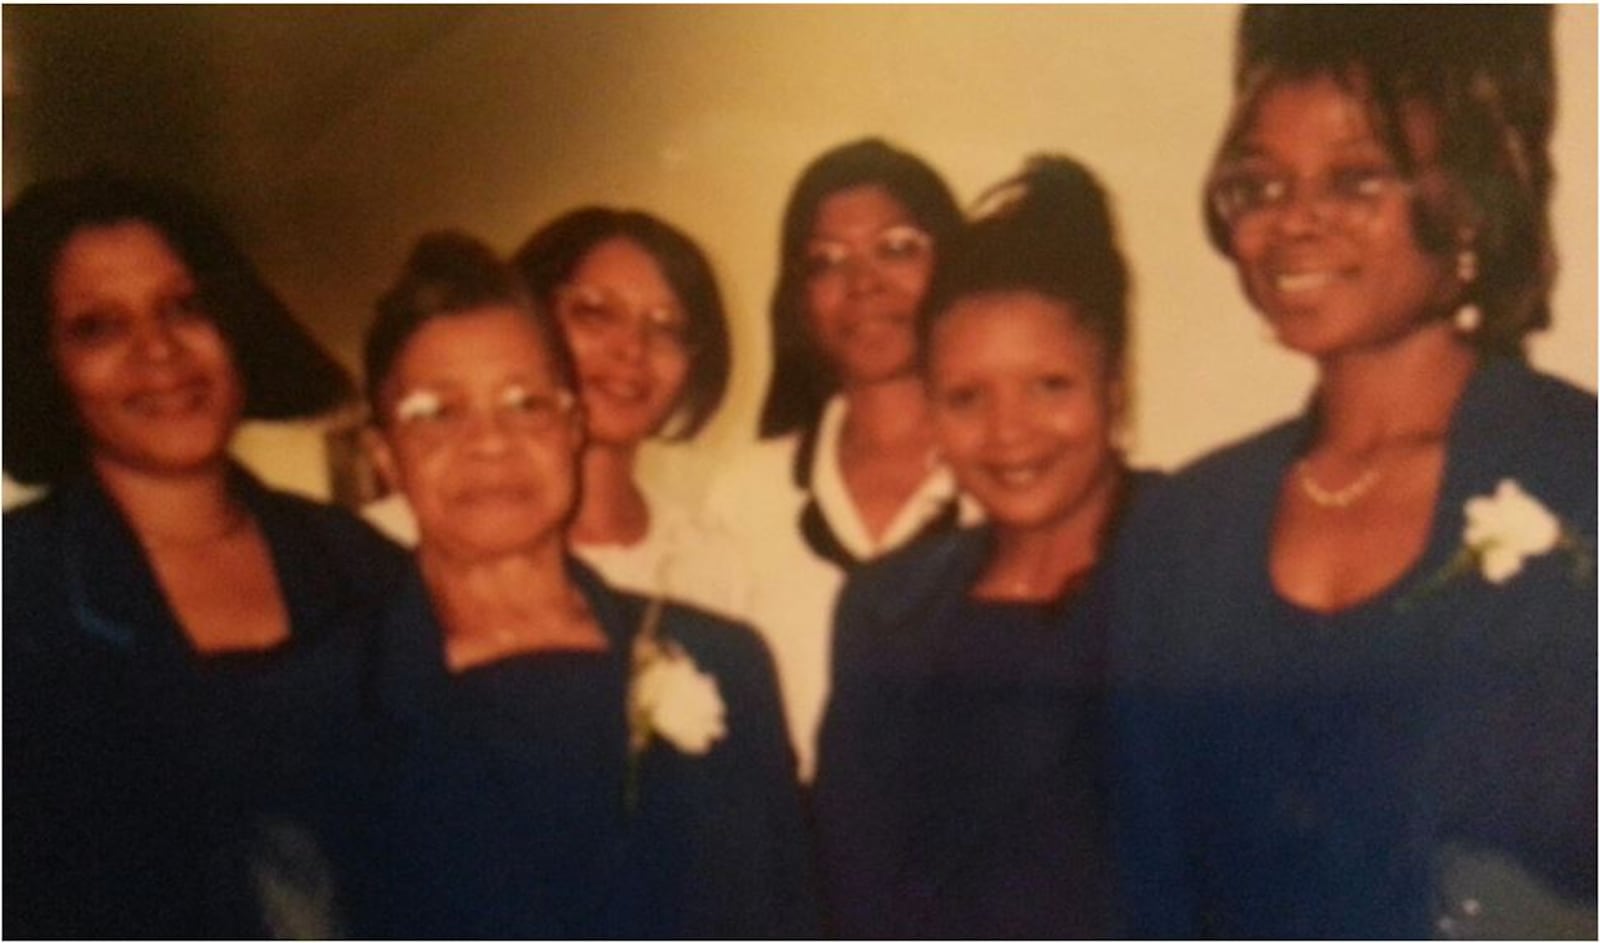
[1295,459,1382,509]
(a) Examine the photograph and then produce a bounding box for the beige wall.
[5,6,1595,506]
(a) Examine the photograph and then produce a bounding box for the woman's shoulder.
[1126,419,1301,530]
[1454,359,1595,525]
[248,479,411,585]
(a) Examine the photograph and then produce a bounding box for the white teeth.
[595,379,647,403]
[1274,271,1334,293]
[994,466,1043,488]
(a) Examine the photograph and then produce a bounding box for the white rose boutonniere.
[624,597,727,810]
[629,639,727,756]
[1463,479,1564,584]
[1401,478,1592,610]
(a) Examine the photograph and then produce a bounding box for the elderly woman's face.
[49,220,244,478]
[1214,73,1456,359]
[375,307,581,561]
[927,291,1121,537]
[801,184,935,388]
[553,236,693,447]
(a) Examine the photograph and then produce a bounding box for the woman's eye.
[394,390,453,425]
[1228,173,1287,212]
[1330,166,1397,201]
[59,310,128,347]
[937,385,983,413]
[645,313,692,347]
[802,244,849,277]
[500,386,551,416]
[1032,373,1077,398]
[877,227,931,261]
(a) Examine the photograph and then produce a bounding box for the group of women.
[4,6,1593,940]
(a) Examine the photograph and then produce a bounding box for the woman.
[356,232,814,938]
[814,155,1149,938]
[1113,7,1595,938]
[511,208,743,614]
[2,173,406,937]
[702,138,965,780]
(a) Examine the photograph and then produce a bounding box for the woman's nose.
[842,253,884,295]
[461,409,515,455]
[984,393,1031,446]
[130,317,181,362]
[1273,183,1336,237]
[608,316,650,362]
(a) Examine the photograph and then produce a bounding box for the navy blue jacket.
[816,473,1157,939]
[357,559,819,939]
[3,468,407,938]
[1112,358,1596,938]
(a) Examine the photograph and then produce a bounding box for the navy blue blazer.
[1112,357,1597,938]
[3,468,407,938]
[357,558,819,939]
[816,473,1157,939]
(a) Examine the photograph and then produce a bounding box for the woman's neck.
[1313,324,1478,454]
[975,463,1123,603]
[570,441,650,547]
[418,537,607,670]
[92,456,246,547]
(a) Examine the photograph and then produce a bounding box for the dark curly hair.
[512,207,730,440]
[919,154,1132,379]
[363,230,577,425]
[1203,5,1557,357]
[759,138,963,438]
[3,172,353,486]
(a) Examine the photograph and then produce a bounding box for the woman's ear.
[1107,372,1133,454]
[364,426,401,495]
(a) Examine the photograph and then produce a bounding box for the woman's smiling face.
[1219,72,1457,359]
[927,290,1122,537]
[554,236,693,448]
[49,220,244,479]
[801,184,936,389]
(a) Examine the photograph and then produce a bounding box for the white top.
[570,492,752,621]
[700,395,966,781]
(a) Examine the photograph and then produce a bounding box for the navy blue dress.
[3,468,408,938]
[357,559,818,939]
[815,475,1154,939]
[1112,358,1596,938]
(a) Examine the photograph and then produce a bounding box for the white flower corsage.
[1401,479,1592,609]
[624,597,727,809]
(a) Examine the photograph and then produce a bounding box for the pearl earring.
[1453,247,1481,335]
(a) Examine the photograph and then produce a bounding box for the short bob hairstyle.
[918,154,1132,381]
[3,172,353,486]
[759,138,963,438]
[512,207,730,440]
[1202,5,1556,358]
[364,230,578,425]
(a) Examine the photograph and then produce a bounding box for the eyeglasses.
[1208,162,1412,233]
[800,224,933,281]
[390,383,576,447]
[554,284,697,356]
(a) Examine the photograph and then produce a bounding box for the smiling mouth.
[589,376,653,406]
[125,384,209,418]
[986,460,1053,490]
[1270,268,1341,294]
